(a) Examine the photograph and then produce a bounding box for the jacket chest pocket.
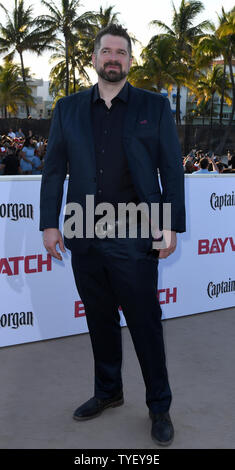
[133,123,158,138]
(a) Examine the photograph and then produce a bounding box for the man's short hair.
[94,24,132,56]
[200,157,209,169]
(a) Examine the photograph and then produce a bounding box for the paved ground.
[1,307,234,449]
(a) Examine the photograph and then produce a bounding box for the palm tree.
[128,35,184,95]
[0,0,54,116]
[194,7,235,125]
[49,38,91,95]
[94,5,120,28]
[49,61,89,107]
[38,0,95,96]
[197,6,235,152]
[187,65,231,127]
[186,99,211,125]
[217,7,235,36]
[0,59,34,118]
[150,0,212,124]
[216,7,235,137]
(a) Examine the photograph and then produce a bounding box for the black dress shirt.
[91,81,140,221]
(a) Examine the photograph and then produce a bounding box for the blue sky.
[0,0,234,82]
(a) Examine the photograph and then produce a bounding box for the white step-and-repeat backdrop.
[0,175,234,348]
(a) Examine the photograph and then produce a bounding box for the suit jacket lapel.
[123,83,143,136]
[76,86,96,170]
[75,82,143,174]
[76,82,141,141]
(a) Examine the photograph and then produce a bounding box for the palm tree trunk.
[19,50,29,117]
[228,58,235,127]
[72,66,76,94]
[176,85,181,125]
[210,93,214,128]
[65,35,69,96]
[215,57,235,153]
[219,62,226,125]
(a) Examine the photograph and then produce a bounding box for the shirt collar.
[92,81,129,104]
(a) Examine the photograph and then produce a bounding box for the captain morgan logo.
[210,191,235,211]
[0,203,33,221]
[0,311,33,329]
[207,278,235,298]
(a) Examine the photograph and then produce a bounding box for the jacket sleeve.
[158,97,186,233]
[39,99,68,231]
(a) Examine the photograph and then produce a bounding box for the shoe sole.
[151,432,174,447]
[73,398,124,421]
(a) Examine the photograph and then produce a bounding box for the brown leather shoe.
[73,391,124,421]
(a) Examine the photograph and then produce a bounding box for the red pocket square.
[140,120,148,124]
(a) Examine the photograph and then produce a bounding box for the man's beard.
[97,61,128,82]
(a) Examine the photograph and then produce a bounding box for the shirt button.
[99,168,104,174]
[101,149,105,153]
[98,189,102,194]
[104,130,108,134]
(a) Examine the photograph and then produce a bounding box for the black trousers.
[71,225,172,414]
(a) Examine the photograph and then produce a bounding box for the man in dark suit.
[40,24,185,446]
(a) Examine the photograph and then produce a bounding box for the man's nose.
[107,52,119,61]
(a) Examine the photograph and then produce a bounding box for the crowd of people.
[183,149,235,174]
[1,128,235,176]
[0,128,47,176]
